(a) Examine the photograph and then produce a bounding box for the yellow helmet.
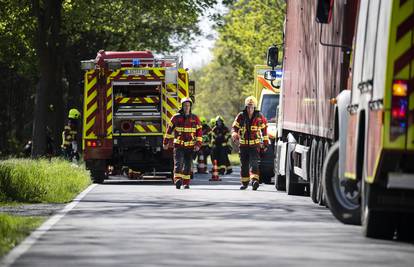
[180,97,193,107]
[210,118,216,127]
[245,96,257,107]
[200,116,207,125]
[68,108,81,119]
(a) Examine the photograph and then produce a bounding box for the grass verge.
[0,214,45,257]
[0,158,91,258]
[0,158,91,203]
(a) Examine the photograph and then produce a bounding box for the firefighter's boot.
[183,179,190,189]
[175,179,182,189]
[225,168,233,175]
[252,180,260,191]
[240,182,249,190]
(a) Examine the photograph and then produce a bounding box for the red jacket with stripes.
[163,113,202,148]
[232,110,269,147]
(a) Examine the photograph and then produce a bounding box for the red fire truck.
[80,50,192,183]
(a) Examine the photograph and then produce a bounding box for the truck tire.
[274,143,286,191]
[323,142,361,225]
[318,142,329,206]
[260,170,273,184]
[309,139,318,203]
[275,174,286,191]
[397,213,414,241]
[91,170,106,184]
[362,181,395,239]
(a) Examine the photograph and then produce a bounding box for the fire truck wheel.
[91,170,105,184]
[323,142,361,225]
[362,181,395,239]
[309,139,318,203]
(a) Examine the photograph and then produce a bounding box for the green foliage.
[0,158,91,203]
[192,0,285,124]
[0,214,44,257]
[0,0,219,156]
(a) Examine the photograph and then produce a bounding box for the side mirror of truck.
[316,0,334,24]
[264,70,277,81]
[267,45,279,68]
[264,69,282,81]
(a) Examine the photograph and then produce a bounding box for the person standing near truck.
[163,98,202,189]
[61,108,81,162]
[232,96,269,190]
[211,116,232,175]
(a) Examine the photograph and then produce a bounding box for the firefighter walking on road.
[231,96,269,190]
[211,116,232,175]
[61,108,81,162]
[163,98,202,189]
[196,117,211,173]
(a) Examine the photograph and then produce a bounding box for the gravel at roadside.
[0,204,65,217]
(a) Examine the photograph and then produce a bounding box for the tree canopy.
[192,0,285,125]
[0,0,219,157]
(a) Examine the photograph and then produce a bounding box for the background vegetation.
[0,0,285,157]
[192,0,285,125]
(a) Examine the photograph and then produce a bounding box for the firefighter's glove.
[260,143,268,152]
[194,145,201,152]
[231,132,239,145]
[163,144,169,150]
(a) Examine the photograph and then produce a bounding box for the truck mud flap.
[293,144,310,181]
[275,140,287,176]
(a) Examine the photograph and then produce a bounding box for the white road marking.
[0,184,97,267]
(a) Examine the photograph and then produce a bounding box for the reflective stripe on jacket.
[163,113,202,148]
[232,110,269,147]
[61,125,77,148]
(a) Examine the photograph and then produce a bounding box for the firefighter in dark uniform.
[232,96,269,190]
[163,98,202,189]
[196,116,211,173]
[61,108,81,161]
[211,115,233,175]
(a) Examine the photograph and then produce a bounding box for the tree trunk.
[31,0,63,157]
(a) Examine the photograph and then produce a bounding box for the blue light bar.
[132,58,140,67]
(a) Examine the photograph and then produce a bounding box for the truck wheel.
[323,142,361,225]
[91,170,106,184]
[275,174,286,191]
[397,213,414,241]
[260,171,273,184]
[362,181,395,239]
[309,139,318,203]
[318,142,329,206]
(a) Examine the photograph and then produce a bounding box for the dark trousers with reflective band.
[212,145,228,173]
[239,146,260,184]
[174,147,194,185]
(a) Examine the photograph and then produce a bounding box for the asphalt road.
[4,166,414,267]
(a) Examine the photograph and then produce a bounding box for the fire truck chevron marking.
[167,83,176,92]
[394,45,414,75]
[396,13,414,41]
